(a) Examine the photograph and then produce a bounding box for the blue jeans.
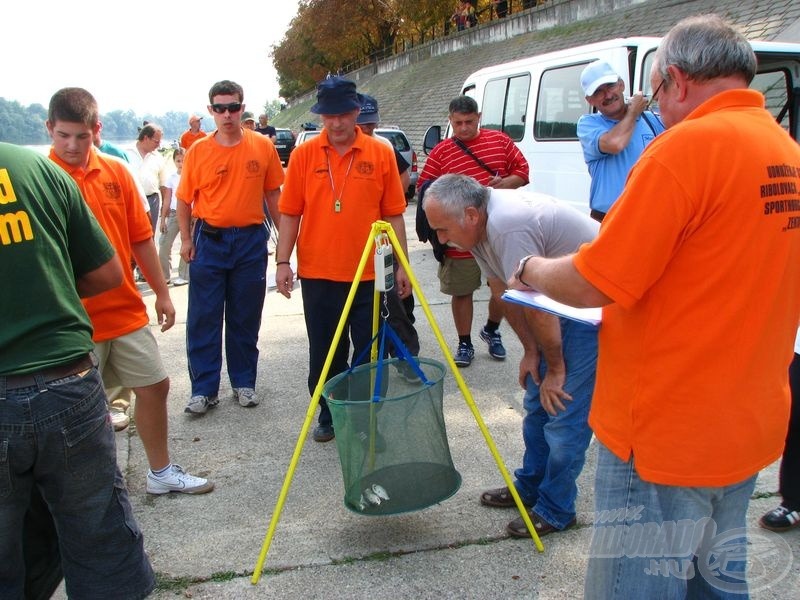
[584,443,758,599]
[514,318,596,529]
[188,222,268,396]
[0,364,154,599]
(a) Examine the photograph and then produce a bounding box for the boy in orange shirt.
[47,87,213,495]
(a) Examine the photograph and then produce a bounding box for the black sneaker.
[454,342,474,367]
[759,505,800,532]
[480,327,506,360]
[313,425,335,442]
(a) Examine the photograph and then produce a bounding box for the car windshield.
[377,131,410,152]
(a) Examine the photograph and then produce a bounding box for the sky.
[2,0,301,117]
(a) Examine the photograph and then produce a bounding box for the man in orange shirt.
[178,80,284,415]
[513,16,800,597]
[47,87,214,496]
[275,77,410,443]
[180,114,206,150]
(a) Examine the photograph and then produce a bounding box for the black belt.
[2,354,94,391]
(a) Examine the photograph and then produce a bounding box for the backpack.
[415,180,446,264]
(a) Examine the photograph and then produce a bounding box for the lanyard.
[324,147,356,213]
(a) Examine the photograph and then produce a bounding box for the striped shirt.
[417,128,529,187]
[418,128,529,258]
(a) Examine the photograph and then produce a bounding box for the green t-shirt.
[0,143,115,375]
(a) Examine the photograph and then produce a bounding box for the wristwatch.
[515,255,534,288]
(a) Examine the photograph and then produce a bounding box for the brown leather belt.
[2,354,94,391]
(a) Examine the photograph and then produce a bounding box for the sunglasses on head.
[210,102,243,114]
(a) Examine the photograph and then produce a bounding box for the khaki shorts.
[438,256,481,296]
[94,326,167,390]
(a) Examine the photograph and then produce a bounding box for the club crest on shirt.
[103,182,121,199]
[246,160,260,174]
[356,161,374,175]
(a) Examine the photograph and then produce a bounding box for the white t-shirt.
[165,171,181,211]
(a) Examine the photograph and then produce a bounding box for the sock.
[458,335,472,346]
[484,320,500,334]
[151,463,173,477]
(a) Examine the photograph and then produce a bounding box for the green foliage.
[0,99,49,145]
[0,98,204,146]
[272,0,456,99]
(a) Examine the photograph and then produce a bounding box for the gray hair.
[655,14,756,85]
[425,174,489,223]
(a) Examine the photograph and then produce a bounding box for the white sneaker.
[184,395,218,415]
[173,277,189,286]
[110,408,130,432]
[146,464,215,495]
[233,387,259,407]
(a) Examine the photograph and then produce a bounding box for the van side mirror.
[423,125,442,155]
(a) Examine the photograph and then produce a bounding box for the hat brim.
[310,99,362,115]
[356,113,380,124]
[584,74,620,97]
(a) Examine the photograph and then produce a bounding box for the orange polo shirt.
[573,89,800,486]
[180,129,207,150]
[178,129,284,227]
[279,127,406,281]
[49,147,152,342]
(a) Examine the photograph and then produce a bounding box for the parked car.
[375,127,418,200]
[293,127,418,200]
[274,128,295,165]
[294,129,321,146]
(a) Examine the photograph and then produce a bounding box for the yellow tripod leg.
[251,223,383,584]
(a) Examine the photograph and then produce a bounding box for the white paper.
[502,289,602,326]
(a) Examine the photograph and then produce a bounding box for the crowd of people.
[1,13,799,599]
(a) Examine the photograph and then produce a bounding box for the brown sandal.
[480,486,518,508]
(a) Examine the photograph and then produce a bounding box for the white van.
[424,37,800,212]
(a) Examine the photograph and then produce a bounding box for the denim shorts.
[0,363,154,599]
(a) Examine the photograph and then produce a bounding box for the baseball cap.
[356,94,380,124]
[241,111,256,123]
[188,114,203,125]
[580,60,621,96]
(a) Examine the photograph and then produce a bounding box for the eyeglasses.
[210,102,243,114]
[646,79,666,110]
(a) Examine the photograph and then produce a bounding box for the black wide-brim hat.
[310,77,361,115]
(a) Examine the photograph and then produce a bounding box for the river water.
[26,140,139,157]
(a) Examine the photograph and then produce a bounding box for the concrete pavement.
[56,206,799,599]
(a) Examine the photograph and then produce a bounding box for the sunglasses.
[210,102,243,114]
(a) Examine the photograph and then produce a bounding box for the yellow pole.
[251,223,383,584]
[382,221,545,552]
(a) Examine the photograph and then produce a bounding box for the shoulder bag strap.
[453,137,496,176]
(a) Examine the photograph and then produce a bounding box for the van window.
[752,70,793,135]
[534,63,588,140]
[481,74,530,142]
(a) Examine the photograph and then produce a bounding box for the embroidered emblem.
[356,161,374,175]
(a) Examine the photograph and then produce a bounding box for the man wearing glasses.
[514,15,800,597]
[577,59,665,222]
[177,80,284,415]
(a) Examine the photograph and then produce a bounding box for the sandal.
[480,486,519,508]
